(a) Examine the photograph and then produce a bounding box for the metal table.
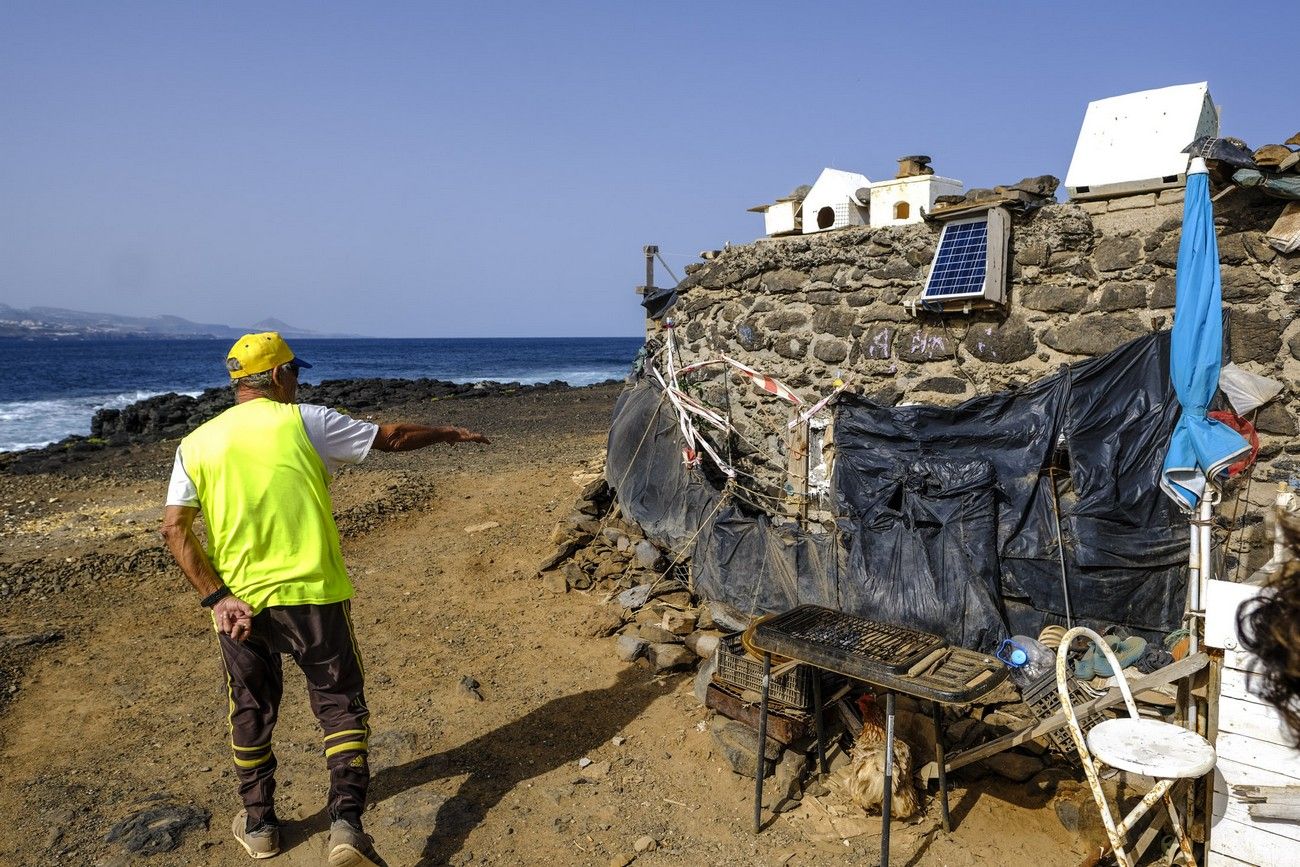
[748,606,1007,866]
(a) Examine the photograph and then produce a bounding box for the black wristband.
[201,586,231,608]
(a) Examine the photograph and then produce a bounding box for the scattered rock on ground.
[104,798,210,856]
[458,675,485,701]
[579,606,625,638]
[616,634,648,663]
[685,630,720,659]
[648,643,695,673]
[617,583,653,609]
[693,654,718,705]
[633,540,661,569]
[711,718,782,778]
[984,750,1044,782]
[638,624,680,644]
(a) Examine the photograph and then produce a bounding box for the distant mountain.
[0,304,363,339]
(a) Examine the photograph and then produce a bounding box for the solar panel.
[923,218,989,299]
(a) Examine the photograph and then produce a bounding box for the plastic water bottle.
[996,635,1055,687]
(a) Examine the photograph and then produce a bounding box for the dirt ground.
[0,383,1085,866]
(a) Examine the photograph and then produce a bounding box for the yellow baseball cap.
[225,332,312,379]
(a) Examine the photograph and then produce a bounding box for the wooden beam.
[1235,784,1300,820]
[945,654,1209,772]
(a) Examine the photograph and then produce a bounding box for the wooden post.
[643,245,657,295]
[1196,650,1223,845]
[786,409,809,520]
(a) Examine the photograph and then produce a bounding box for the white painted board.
[1207,849,1261,867]
[1206,576,1300,864]
[1221,666,1273,707]
[1220,695,1291,745]
[1208,814,1300,866]
[1217,732,1300,781]
[1206,578,1259,652]
[1215,756,1300,800]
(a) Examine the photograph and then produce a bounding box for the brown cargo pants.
[217,601,370,827]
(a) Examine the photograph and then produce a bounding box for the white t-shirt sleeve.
[298,404,379,475]
[166,447,200,508]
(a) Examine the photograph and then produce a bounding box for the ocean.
[0,336,643,452]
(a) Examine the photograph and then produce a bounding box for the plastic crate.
[714,631,814,710]
[1021,668,1107,758]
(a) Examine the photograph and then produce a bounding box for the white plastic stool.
[1056,627,1216,867]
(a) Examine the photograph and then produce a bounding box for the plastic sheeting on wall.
[606,330,1189,652]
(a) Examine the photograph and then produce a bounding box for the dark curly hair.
[1237,507,1300,745]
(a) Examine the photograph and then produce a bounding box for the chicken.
[830,693,918,819]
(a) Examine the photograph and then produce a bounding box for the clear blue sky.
[0,1,1293,338]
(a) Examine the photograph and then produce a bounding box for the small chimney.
[896,155,934,179]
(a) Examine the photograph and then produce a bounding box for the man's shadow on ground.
[295,666,681,866]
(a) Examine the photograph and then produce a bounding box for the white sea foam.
[0,389,202,453]
[433,368,626,387]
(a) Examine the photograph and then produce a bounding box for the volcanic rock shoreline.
[0,376,620,475]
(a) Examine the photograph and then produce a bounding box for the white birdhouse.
[869,174,964,227]
[1065,82,1219,200]
[801,168,871,234]
[747,198,802,237]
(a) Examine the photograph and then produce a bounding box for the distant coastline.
[0,303,360,340]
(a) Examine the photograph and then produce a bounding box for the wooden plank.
[784,409,808,518]
[1202,652,1224,844]
[1236,784,1300,822]
[1221,666,1272,706]
[1213,790,1300,842]
[1266,201,1300,254]
[704,683,808,746]
[1236,784,1300,808]
[1220,695,1291,744]
[1217,732,1300,782]
[1208,813,1300,866]
[1208,847,1266,866]
[1215,757,1300,796]
[1222,646,1257,672]
[945,654,1208,772]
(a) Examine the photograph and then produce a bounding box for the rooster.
[830,693,919,819]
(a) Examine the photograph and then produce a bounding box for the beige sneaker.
[328,819,388,867]
[231,810,280,860]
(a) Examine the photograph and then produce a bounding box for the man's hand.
[213,595,255,642]
[450,427,490,444]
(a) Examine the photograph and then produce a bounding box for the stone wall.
[654,187,1298,573]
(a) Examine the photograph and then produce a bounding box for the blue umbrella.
[1160,159,1250,510]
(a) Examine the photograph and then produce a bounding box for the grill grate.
[754,606,945,676]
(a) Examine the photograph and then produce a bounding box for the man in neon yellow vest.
[161,332,488,866]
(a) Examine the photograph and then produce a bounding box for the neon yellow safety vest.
[180,398,353,613]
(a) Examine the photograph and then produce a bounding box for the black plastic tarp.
[606,330,1189,652]
[606,382,837,615]
[834,456,1007,651]
[836,331,1186,646]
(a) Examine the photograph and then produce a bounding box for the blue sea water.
[0,336,643,452]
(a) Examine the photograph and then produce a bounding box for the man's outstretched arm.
[371,423,490,452]
[160,504,253,640]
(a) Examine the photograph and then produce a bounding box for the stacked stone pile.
[537,459,721,677]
